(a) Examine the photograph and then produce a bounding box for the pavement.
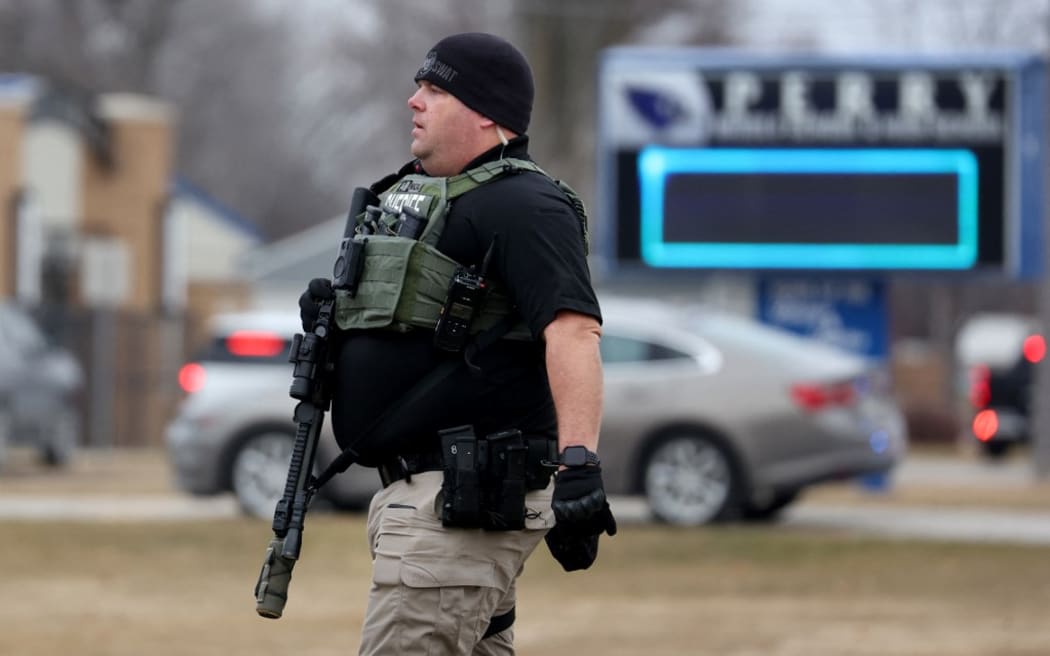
[782,503,1050,545]
[605,456,1050,544]
[2,452,1050,544]
[0,494,241,521]
[779,454,1050,545]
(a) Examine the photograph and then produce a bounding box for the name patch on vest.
[384,192,432,215]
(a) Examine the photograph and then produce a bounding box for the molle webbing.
[333,236,529,338]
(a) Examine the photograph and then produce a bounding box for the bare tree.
[265,0,514,234]
[0,0,323,239]
[871,0,1048,51]
[0,0,186,91]
[152,1,307,238]
[0,0,737,240]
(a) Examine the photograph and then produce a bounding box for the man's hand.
[298,278,335,331]
[551,466,617,531]
[545,466,617,571]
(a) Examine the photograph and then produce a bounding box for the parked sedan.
[0,302,83,468]
[599,297,906,525]
[166,298,907,524]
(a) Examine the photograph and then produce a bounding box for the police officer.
[299,32,615,655]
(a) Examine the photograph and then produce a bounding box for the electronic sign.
[597,50,1046,277]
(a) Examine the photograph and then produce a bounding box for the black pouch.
[439,426,529,531]
[439,425,483,528]
[481,430,527,531]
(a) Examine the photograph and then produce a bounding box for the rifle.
[253,186,376,619]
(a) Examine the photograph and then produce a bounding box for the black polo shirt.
[329,137,600,465]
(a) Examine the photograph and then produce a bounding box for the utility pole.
[1035,0,1050,478]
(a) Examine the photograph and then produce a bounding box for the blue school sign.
[757,276,888,361]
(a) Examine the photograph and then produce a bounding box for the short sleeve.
[487,176,601,338]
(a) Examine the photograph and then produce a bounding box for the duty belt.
[376,440,558,490]
[377,450,445,488]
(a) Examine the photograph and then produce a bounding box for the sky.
[737,0,1048,53]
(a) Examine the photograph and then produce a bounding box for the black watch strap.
[560,445,600,468]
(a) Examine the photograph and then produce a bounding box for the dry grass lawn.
[4,446,1050,655]
[5,517,1050,655]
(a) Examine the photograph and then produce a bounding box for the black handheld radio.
[433,237,497,352]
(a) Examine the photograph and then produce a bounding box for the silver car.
[166,298,906,524]
[165,311,378,517]
[0,302,83,468]
[598,297,906,525]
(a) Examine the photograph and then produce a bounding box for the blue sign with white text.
[757,277,888,360]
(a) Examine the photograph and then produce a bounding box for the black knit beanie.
[414,32,533,136]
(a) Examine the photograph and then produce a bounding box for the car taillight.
[973,408,999,442]
[790,381,857,412]
[178,362,207,394]
[1023,334,1046,364]
[968,364,991,409]
[226,330,286,358]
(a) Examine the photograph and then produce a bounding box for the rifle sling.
[309,356,461,492]
[310,302,521,492]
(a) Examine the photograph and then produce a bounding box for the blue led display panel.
[638,147,978,269]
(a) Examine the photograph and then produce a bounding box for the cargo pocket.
[371,554,501,654]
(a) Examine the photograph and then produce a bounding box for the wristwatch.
[560,445,601,468]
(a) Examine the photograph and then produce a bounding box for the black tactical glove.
[298,277,335,331]
[545,466,617,572]
[551,466,618,530]
[544,520,601,572]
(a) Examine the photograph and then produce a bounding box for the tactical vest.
[333,157,588,341]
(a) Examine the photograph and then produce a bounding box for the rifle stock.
[253,187,378,619]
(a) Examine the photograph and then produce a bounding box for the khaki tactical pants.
[358,471,555,655]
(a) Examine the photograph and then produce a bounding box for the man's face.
[408,81,488,176]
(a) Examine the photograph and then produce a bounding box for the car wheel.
[231,430,294,518]
[742,489,800,522]
[643,432,740,526]
[41,408,78,467]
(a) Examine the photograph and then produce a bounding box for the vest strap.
[336,157,585,339]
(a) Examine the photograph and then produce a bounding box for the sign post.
[1036,54,1050,478]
